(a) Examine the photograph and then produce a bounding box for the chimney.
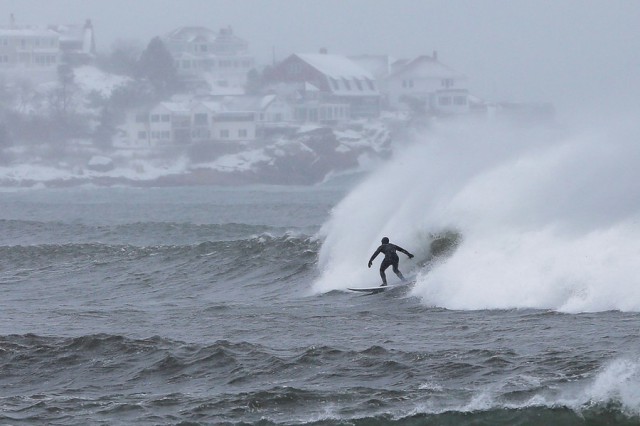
[319,47,328,54]
[10,13,15,28]
[433,50,438,61]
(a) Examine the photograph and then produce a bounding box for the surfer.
[368,237,414,286]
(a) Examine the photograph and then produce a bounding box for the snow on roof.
[389,55,464,80]
[166,26,217,43]
[0,27,58,38]
[157,101,191,114]
[48,24,84,41]
[260,94,277,109]
[221,95,265,112]
[197,101,224,112]
[297,53,374,80]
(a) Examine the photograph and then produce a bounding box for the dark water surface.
[1,186,639,425]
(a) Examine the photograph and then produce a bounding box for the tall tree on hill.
[137,37,180,98]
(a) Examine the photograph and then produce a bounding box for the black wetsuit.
[368,243,413,286]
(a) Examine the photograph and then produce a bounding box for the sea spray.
[315,116,640,313]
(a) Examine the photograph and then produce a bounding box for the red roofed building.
[267,51,380,119]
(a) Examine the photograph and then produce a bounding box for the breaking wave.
[314,116,640,312]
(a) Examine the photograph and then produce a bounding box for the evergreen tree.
[137,37,179,97]
[245,68,262,95]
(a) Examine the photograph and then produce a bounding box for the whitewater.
[1,116,640,425]
[316,116,640,312]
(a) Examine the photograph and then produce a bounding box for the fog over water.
[5,0,640,118]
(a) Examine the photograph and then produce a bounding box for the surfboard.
[347,280,414,293]
[347,285,389,293]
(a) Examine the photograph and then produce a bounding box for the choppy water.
[1,184,639,425]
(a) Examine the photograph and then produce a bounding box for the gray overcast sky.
[4,0,640,118]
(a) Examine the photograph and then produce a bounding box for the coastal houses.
[163,26,255,92]
[351,52,469,114]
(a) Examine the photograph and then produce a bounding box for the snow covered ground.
[0,121,393,187]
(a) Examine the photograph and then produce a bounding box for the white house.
[48,19,96,64]
[386,53,468,112]
[126,102,190,147]
[429,89,471,115]
[0,17,60,83]
[0,15,97,84]
[163,26,255,91]
[197,100,257,142]
[123,99,258,146]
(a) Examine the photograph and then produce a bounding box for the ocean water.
[2,119,640,425]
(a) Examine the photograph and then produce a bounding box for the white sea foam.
[314,114,640,312]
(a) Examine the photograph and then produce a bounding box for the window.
[135,114,148,123]
[355,79,363,91]
[330,78,339,91]
[441,78,454,88]
[150,114,160,122]
[238,129,248,138]
[161,114,170,122]
[161,131,171,139]
[343,78,351,90]
[453,96,467,106]
[366,79,375,90]
[194,113,208,125]
[220,129,230,138]
[288,63,302,75]
[438,96,452,106]
[138,131,147,139]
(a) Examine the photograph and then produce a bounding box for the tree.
[101,39,143,77]
[137,37,180,97]
[93,106,116,150]
[245,68,262,95]
[53,63,76,115]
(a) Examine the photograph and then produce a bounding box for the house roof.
[296,53,374,80]
[165,26,218,43]
[0,27,59,38]
[388,55,463,80]
[219,95,279,112]
[294,53,378,96]
[155,101,191,114]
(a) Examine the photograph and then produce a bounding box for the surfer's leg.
[392,262,406,281]
[379,260,390,286]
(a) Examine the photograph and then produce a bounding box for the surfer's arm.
[395,245,414,258]
[368,247,382,267]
